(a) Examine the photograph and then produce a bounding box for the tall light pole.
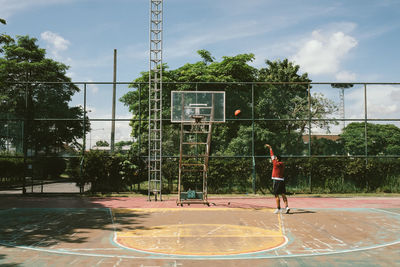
[331,83,354,131]
[111,49,117,153]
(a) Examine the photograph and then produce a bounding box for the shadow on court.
[287,209,316,214]
[0,254,20,267]
[0,208,150,248]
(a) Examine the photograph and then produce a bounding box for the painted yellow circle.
[116,223,286,256]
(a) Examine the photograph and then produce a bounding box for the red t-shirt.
[270,148,284,180]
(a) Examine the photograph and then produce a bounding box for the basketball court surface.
[0,195,399,266]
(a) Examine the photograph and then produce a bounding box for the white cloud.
[367,86,400,117]
[85,115,133,148]
[86,80,99,94]
[346,85,400,119]
[291,30,358,76]
[40,31,70,58]
[390,90,400,101]
[335,71,357,82]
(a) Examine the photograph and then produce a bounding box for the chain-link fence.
[1,82,400,194]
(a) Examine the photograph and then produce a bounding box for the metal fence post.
[22,85,28,194]
[308,83,312,193]
[364,83,368,190]
[80,83,87,194]
[138,83,142,158]
[251,83,256,194]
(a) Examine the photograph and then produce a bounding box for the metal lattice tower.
[148,0,163,201]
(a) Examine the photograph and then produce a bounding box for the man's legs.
[282,194,288,208]
[274,195,280,214]
[281,194,290,213]
[275,195,281,209]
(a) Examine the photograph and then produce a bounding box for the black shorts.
[272,179,286,195]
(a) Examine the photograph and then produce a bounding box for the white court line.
[1,237,400,260]
[370,208,400,216]
[278,213,286,235]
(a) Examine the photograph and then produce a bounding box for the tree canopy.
[0,35,87,153]
[340,122,400,155]
[120,50,337,157]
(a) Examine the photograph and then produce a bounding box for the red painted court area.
[0,195,399,266]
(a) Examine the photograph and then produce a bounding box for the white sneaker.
[273,209,280,214]
[284,207,290,214]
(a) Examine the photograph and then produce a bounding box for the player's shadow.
[0,254,21,266]
[287,209,316,214]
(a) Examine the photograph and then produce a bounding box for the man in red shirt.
[265,144,289,214]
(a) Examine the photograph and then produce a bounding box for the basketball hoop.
[191,115,205,123]
[190,115,205,131]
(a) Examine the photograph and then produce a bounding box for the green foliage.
[121,51,336,159]
[208,158,253,193]
[66,156,82,184]
[330,83,354,89]
[81,151,145,193]
[115,140,133,151]
[0,18,13,54]
[162,158,179,193]
[197,49,215,64]
[0,35,88,153]
[0,156,24,187]
[0,153,24,179]
[341,123,400,155]
[0,152,67,186]
[33,156,67,179]
[95,140,109,147]
[311,137,344,155]
[256,157,400,194]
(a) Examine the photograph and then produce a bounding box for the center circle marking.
[116,223,286,256]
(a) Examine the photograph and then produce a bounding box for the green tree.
[0,19,13,53]
[227,59,337,156]
[0,35,88,153]
[95,140,109,147]
[115,140,133,151]
[310,137,344,155]
[120,51,337,159]
[197,49,215,64]
[340,122,400,155]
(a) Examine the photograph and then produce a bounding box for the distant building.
[302,134,340,144]
[91,145,131,153]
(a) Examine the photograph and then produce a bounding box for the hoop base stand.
[177,116,211,206]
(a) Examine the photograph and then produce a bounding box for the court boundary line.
[1,238,400,260]
[370,208,400,216]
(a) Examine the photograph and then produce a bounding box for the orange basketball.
[234,109,241,116]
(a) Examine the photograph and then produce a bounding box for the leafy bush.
[33,156,66,179]
[208,158,252,193]
[255,157,400,194]
[0,154,24,186]
[81,151,143,193]
[66,156,83,185]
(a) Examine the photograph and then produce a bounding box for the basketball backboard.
[171,91,225,123]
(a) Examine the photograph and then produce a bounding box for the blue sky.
[1,0,400,144]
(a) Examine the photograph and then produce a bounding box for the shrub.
[33,156,67,179]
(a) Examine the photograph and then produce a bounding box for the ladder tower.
[148,0,163,201]
[177,113,213,206]
[171,91,226,206]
